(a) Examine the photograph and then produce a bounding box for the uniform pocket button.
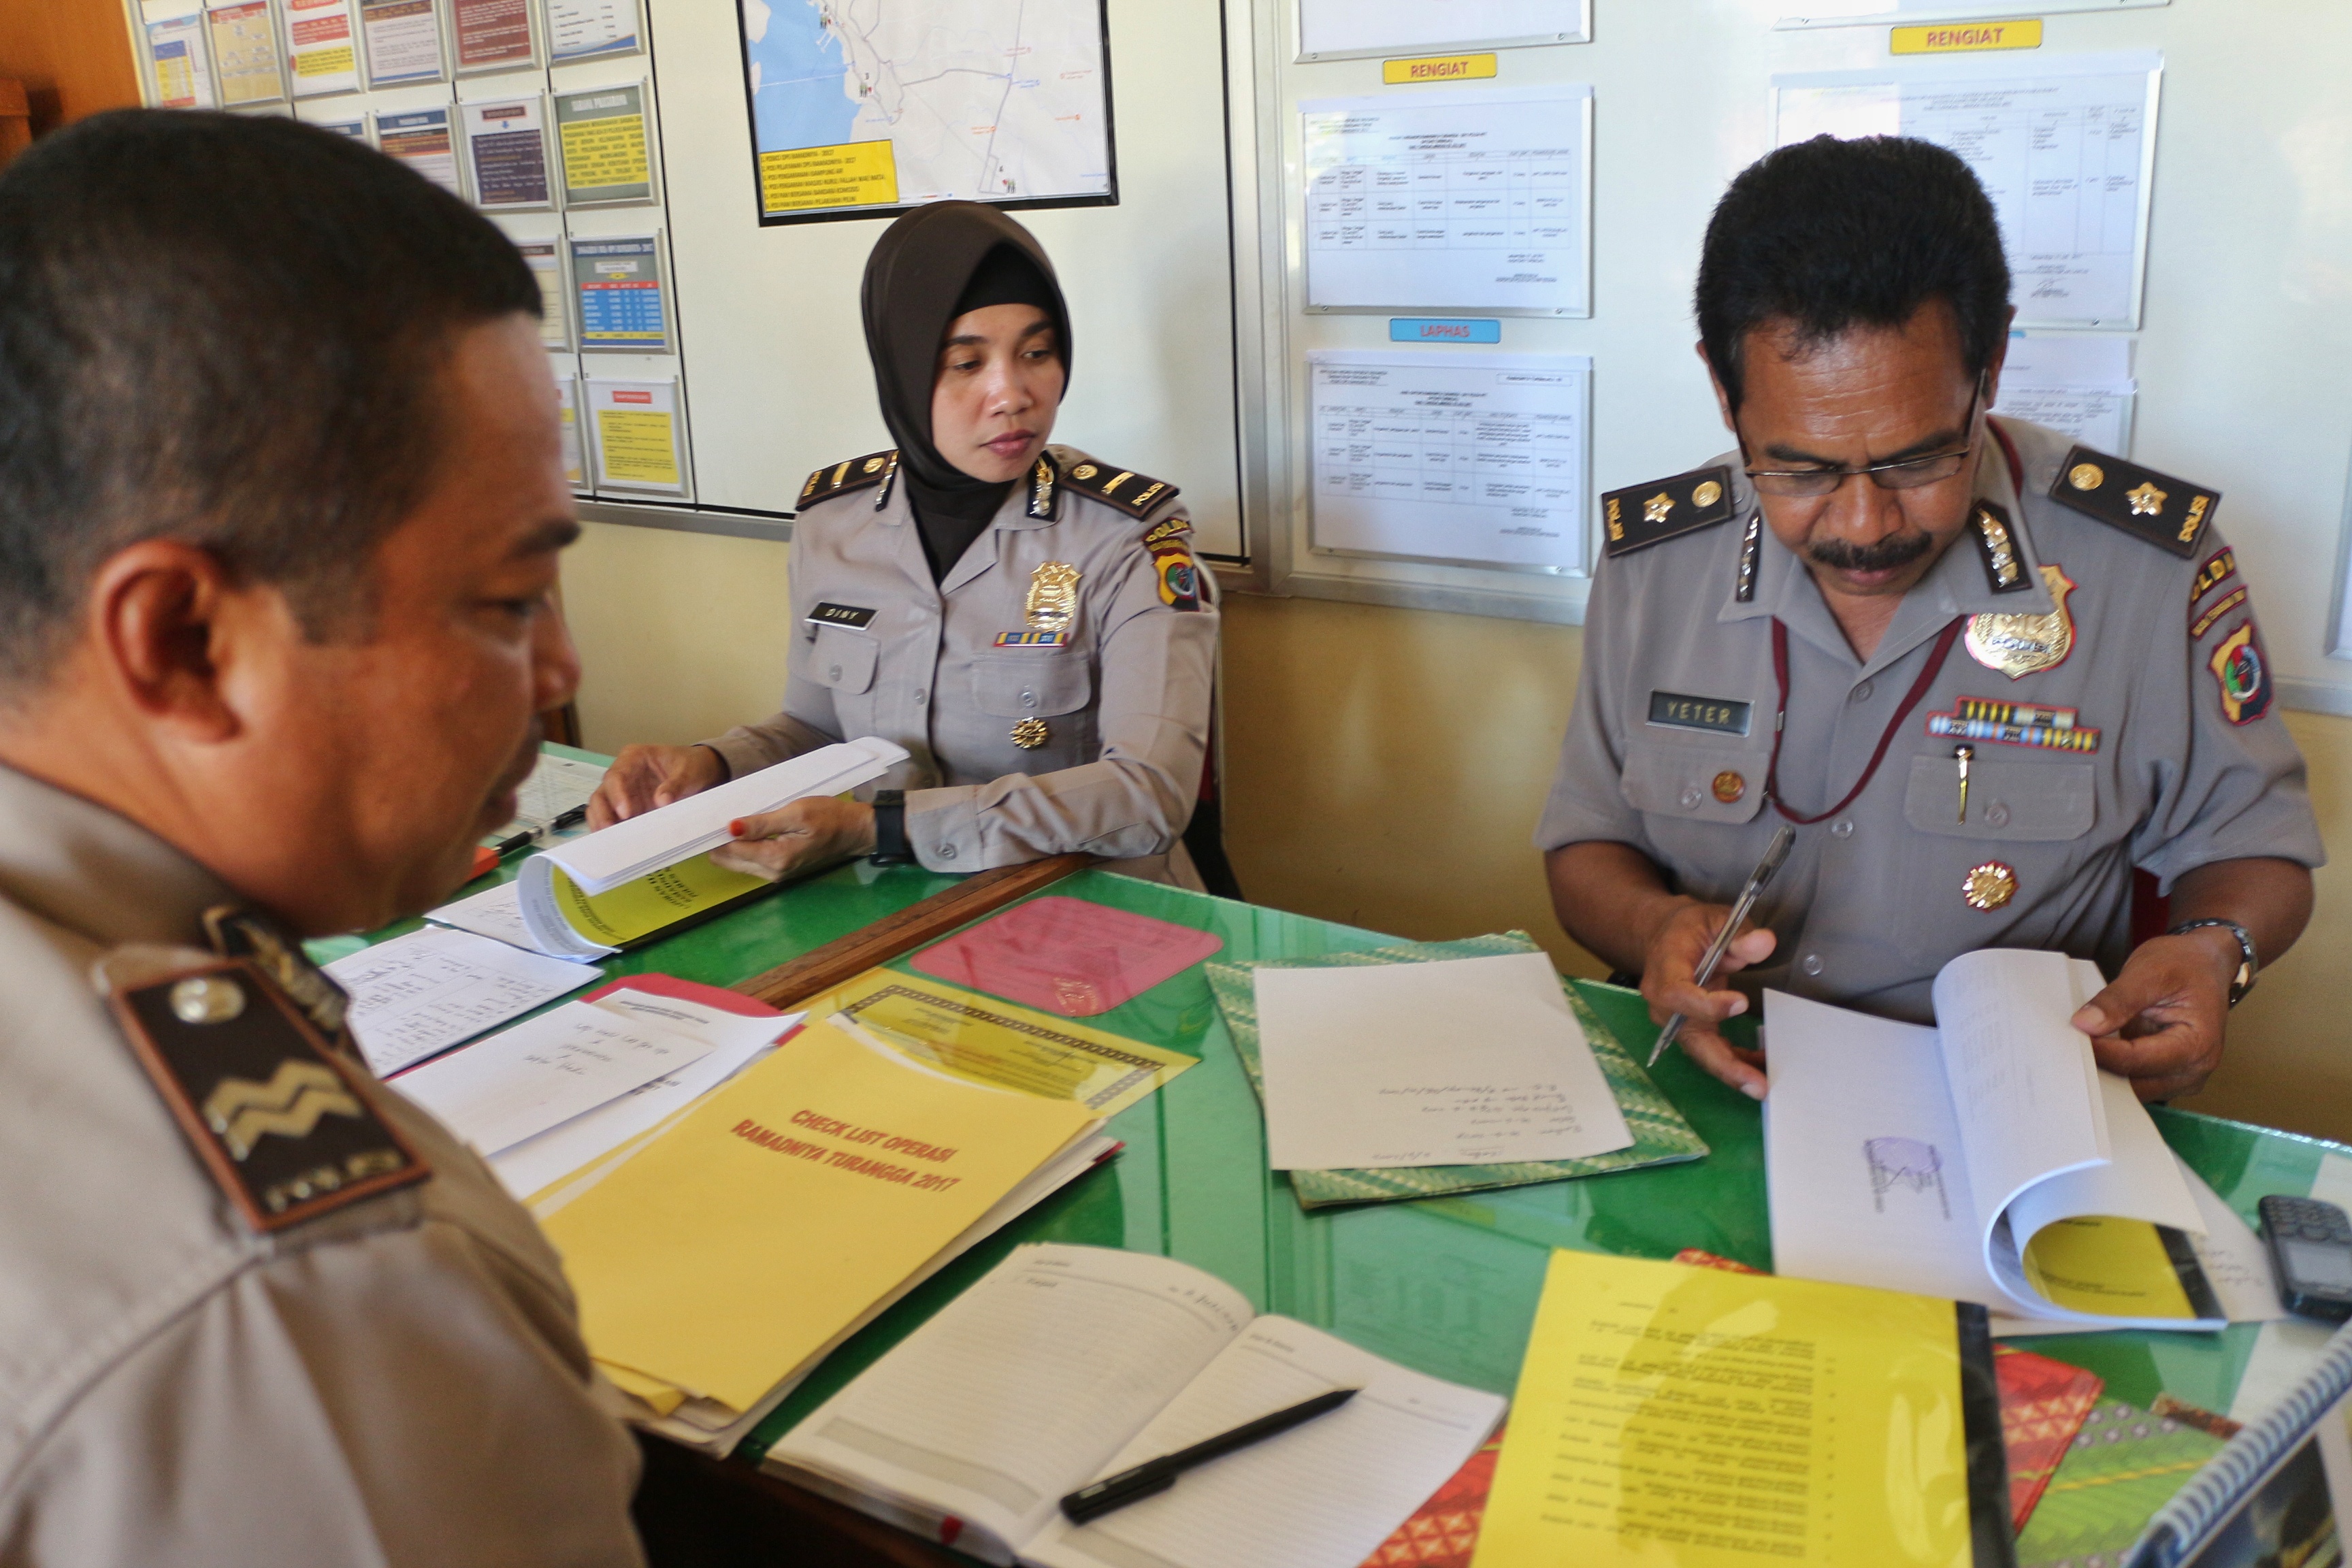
[1830,819,1854,838]
[1801,953,1824,977]
[1022,691,1039,708]
[938,844,957,860]
[1678,785,1703,811]
[828,664,843,682]
[1985,802,2011,828]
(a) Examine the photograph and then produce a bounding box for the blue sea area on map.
[748,2,858,154]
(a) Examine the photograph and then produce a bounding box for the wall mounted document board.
[1295,0,1589,62]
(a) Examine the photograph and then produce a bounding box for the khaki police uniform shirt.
[703,444,1218,882]
[1537,417,2324,1023]
[0,765,644,1567]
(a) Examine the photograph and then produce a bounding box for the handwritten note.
[1252,952,1631,1170]
[392,1000,715,1158]
[325,925,599,1075]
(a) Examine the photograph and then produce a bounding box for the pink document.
[911,896,1223,1016]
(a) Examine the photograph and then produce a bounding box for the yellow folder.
[540,1017,1098,1414]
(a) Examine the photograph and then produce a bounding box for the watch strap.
[870,789,913,866]
[2168,917,2257,1005]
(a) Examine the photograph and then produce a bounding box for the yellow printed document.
[1473,1249,2005,1568]
[540,1017,1098,1416]
[825,969,1196,1116]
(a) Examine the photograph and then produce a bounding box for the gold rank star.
[2127,481,2167,517]
[1644,493,1674,525]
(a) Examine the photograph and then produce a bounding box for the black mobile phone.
[2257,1195,2352,1323]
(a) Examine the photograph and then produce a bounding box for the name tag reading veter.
[807,602,877,629]
[1648,691,1752,736]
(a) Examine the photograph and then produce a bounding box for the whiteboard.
[1228,0,2352,711]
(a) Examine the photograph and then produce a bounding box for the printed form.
[1775,52,2161,328]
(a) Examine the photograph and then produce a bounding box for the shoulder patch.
[1062,460,1179,519]
[109,959,428,1232]
[798,450,897,510]
[1141,514,1193,549]
[2046,445,2217,558]
[1968,501,2034,594]
[1601,466,1735,557]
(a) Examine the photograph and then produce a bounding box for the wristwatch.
[2168,917,2257,1007]
[869,789,914,866]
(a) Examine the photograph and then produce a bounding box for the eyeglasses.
[1741,380,1985,500]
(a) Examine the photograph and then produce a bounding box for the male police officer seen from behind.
[587,202,1218,887]
[0,113,642,1563]
[1539,136,2319,1104]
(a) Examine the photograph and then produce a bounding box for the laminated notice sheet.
[146,13,218,109]
[555,372,584,487]
[282,0,359,97]
[206,1,287,105]
[520,242,572,350]
[459,92,553,209]
[451,0,534,71]
[555,82,653,205]
[544,0,638,61]
[1774,51,2161,329]
[374,106,463,195]
[1991,333,2136,453]
[1302,86,1591,316]
[586,378,687,495]
[572,235,670,353]
[1308,350,1588,572]
[359,0,445,86]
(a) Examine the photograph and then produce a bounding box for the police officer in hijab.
[589,202,1220,886]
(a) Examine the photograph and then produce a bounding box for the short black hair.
[1696,135,2011,414]
[0,110,540,683]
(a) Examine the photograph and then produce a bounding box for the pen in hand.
[1058,1388,1359,1525]
[1648,823,1797,1069]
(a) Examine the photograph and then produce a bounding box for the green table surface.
[331,747,2352,1483]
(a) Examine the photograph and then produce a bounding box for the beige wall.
[563,522,2352,1141]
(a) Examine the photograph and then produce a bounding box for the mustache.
[1808,529,1936,574]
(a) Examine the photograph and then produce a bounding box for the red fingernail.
[728,819,745,836]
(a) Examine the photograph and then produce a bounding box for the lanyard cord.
[1766,615,1965,826]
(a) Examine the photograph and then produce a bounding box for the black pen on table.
[1058,1388,1359,1525]
[492,806,589,858]
[1647,823,1797,1068]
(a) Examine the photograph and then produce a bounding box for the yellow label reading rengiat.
[1891,18,2042,53]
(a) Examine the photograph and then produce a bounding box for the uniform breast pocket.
[1622,740,1769,826]
[971,653,1092,719]
[1895,752,2098,962]
[809,624,878,695]
[1900,753,2093,841]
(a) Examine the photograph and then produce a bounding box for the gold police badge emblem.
[1025,561,1080,634]
[1011,718,1050,749]
[1965,564,2076,680]
[1962,861,2019,911]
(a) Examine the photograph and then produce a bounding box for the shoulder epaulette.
[798,450,897,510]
[1061,459,1179,519]
[1601,466,1735,557]
[108,958,428,1232]
[2046,445,2217,559]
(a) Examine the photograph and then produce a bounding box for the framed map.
[736,0,1117,225]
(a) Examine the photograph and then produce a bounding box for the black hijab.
[859,203,1071,581]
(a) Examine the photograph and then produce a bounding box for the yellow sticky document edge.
[1474,1249,1975,1568]
[600,1361,689,1416]
[2021,1214,2199,1319]
[820,967,1196,1115]
[549,853,768,947]
[540,1017,1098,1414]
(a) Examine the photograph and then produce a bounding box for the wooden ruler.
[730,853,1092,1011]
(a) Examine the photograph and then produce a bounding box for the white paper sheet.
[325,925,599,1075]
[1301,86,1591,316]
[1774,52,2161,328]
[1307,351,1589,572]
[1296,0,1586,58]
[1929,949,2109,1225]
[423,879,546,954]
[488,751,606,841]
[392,999,712,1158]
[1992,333,2136,451]
[539,736,906,894]
[487,996,798,1199]
[1253,951,1631,1170]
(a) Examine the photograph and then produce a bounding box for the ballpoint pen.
[1648,823,1797,1068]
[1059,1388,1359,1524]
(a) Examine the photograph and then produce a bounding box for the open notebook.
[766,1244,1505,1568]
[1767,948,2223,1330]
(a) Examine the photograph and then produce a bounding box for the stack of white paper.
[1991,333,2138,451]
[542,737,908,896]
[324,925,600,1075]
[1252,951,1633,1171]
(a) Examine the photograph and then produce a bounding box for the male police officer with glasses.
[1539,135,2320,1104]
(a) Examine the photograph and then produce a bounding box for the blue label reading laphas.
[1389,318,1503,344]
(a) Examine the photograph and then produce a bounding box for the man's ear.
[1698,341,1738,434]
[86,540,249,744]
